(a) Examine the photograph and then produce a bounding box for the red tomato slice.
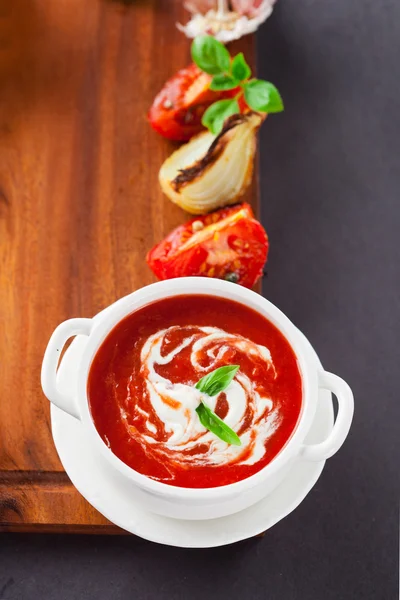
[146,204,268,288]
[148,64,240,142]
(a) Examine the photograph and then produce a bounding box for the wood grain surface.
[0,0,258,532]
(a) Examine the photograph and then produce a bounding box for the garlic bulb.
[178,0,276,43]
[159,112,264,215]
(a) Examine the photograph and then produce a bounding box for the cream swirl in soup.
[120,326,280,472]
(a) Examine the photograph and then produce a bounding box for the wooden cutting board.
[0,0,259,533]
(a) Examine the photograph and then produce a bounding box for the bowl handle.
[41,318,92,420]
[300,370,354,461]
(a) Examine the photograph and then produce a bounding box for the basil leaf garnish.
[196,402,241,446]
[191,35,231,75]
[201,98,239,135]
[195,364,239,396]
[231,52,251,81]
[243,80,284,113]
[190,36,284,134]
[210,73,240,91]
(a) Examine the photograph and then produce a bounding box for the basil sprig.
[191,35,284,135]
[195,365,241,446]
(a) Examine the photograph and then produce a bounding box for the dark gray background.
[1,0,399,598]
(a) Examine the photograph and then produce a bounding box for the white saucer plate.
[51,329,333,548]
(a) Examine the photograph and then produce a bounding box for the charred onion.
[159,112,264,214]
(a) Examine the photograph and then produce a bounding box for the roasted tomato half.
[148,63,239,142]
[146,203,268,288]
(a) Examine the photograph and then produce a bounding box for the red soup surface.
[88,295,302,488]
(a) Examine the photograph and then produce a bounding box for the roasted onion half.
[159,112,264,215]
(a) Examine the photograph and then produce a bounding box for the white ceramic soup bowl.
[41,278,354,520]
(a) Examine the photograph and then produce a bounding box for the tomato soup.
[88,295,302,488]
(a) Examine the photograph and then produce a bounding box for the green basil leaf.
[196,402,241,446]
[231,52,251,81]
[210,73,240,91]
[195,364,239,396]
[243,80,284,113]
[191,35,231,75]
[201,99,239,135]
